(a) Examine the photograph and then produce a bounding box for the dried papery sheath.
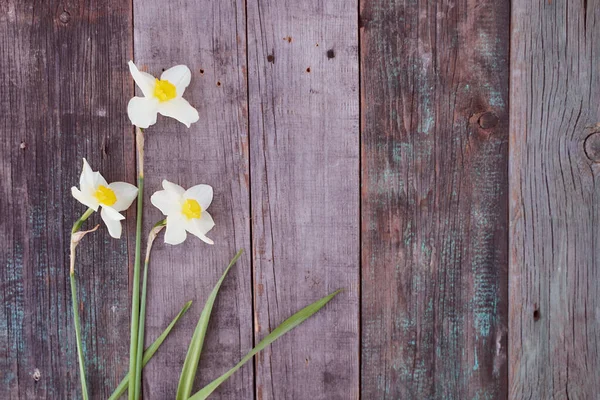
[71,224,100,246]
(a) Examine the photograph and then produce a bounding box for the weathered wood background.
[0,0,597,399]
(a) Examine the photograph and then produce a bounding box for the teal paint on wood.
[360,0,510,398]
[0,1,134,398]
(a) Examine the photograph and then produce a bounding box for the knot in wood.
[59,11,71,24]
[584,130,600,162]
[478,111,498,129]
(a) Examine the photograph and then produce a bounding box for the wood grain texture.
[132,0,253,398]
[509,1,600,398]
[360,0,509,398]
[0,0,134,398]
[247,1,360,399]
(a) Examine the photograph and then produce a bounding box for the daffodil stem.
[129,127,145,400]
[70,209,94,400]
[72,208,95,235]
[134,221,165,400]
[108,299,192,400]
[70,271,89,400]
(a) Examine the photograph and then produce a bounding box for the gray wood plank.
[247,1,360,399]
[132,1,253,398]
[509,1,600,398]
[360,0,510,398]
[0,0,134,398]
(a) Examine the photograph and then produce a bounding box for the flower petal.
[151,189,180,215]
[165,215,187,245]
[108,182,138,212]
[162,179,186,196]
[95,172,109,189]
[128,61,156,97]
[160,65,191,97]
[184,184,213,210]
[71,186,99,211]
[79,158,108,194]
[101,206,125,221]
[128,96,159,128]
[185,211,215,245]
[157,98,199,128]
[198,210,215,233]
[80,158,95,192]
[101,207,123,239]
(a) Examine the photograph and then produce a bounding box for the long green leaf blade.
[188,289,342,400]
[175,249,244,400]
[108,300,192,400]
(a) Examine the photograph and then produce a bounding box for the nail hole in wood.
[533,309,540,321]
[267,54,275,63]
[199,69,204,74]
[306,67,311,73]
[478,111,498,129]
[327,49,335,59]
[216,81,221,87]
[101,141,108,157]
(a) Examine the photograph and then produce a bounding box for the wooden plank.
[0,0,134,398]
[132,1,253,398]
[247,1,360,399]
[360,0,509,398]
[509,1,600,398]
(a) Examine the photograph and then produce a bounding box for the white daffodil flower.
[71,159,138,239]
[150,180,215,245]
[127,61,200,129]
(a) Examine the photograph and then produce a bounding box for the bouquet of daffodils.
[68,61,339,399]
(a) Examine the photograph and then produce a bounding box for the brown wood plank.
[509,1,600,398]
[0,0,134,398]
[360,0,510,398]
[132,1,253,398]
[247,2,360,399]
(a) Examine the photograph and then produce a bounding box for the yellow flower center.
[94,185,117,206]
[181,199,202,220]
[153,79,177,102]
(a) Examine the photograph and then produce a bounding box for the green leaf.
[188,289,342,400]
[175,250,244,400]
[108,300,192,400]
